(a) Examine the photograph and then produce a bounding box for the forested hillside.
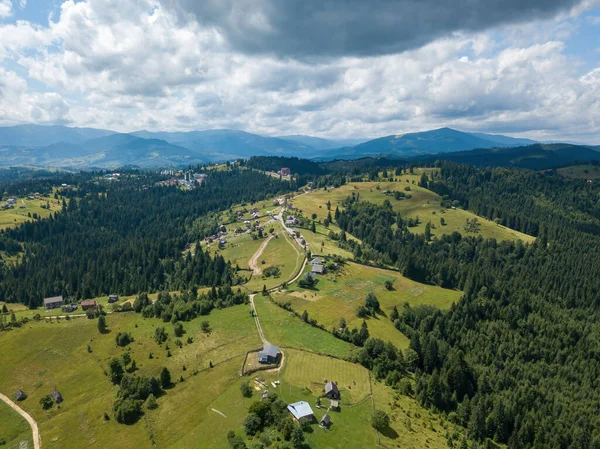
[0,169,292,307]
[333,164,600,449]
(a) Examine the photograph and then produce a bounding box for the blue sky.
[0,0,599,142]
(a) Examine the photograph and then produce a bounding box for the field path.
[210,408,227,418]
[248,234,275,275]
[249,294,269,345]
[0,392,41,449]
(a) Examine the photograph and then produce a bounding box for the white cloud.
[0,0,12,18]
[0,0,598,143]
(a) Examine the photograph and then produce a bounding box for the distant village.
[155,170,208,188]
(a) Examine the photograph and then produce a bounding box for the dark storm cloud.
[171,0,582,57]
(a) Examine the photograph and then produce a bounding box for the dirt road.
[248,234,275,275]
[0,392,41,449]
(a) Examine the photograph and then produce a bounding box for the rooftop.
[287,401,314,420]
[43,296,63,305]
[258,345,279,359]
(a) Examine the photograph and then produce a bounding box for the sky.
[0,0,599,142]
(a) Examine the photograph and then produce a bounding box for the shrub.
[371,409,390,432]
[40,395,54,410]
[240,381,253,398]
[115,332,134,347]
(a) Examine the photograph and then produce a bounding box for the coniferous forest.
[335,162,600,449]
[3,160,600,448]
[0,168,292,307]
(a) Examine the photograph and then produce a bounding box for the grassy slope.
[0,196,62,230]
[557,164,600,179]
[280,262,461,350]
[0,305,260,449]
[253,294,355,360]
[0,400,33,449]
[294,176,534,243]
[245,225,304,292]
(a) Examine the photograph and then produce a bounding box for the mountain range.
[0,124,597,169]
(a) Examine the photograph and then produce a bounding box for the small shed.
[330,399,340,411]
[320,413,331,428]
[50,388,63,404]
[261,390,269,401]
[15,390,27,401]
[108,294,119,303]
[324,381,339,399]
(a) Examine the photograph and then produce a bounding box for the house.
[287,401,314,422]
[81,300,97,310]
[324,381,340,399]
[108,294,119,303]
[320,413,331,428]
[311,264,325,275]
[257,345,279,364]
[310,257,322,266]
[280,167,291,176]
[50,388,63,404]
[219,239,227,248]
[15,390,27,401]
[44,296,64,311]
[329,399,340,411]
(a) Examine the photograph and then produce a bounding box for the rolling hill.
[418,143,600,169]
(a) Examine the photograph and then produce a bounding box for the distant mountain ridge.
[0,123,594,169]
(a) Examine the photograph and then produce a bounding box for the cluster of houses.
[156,171,208,189]
[285,215,299,226]
[1,196,19,210]
[256,345,340,429]
[43,295,112,312]
[15,387,63,405]
[204,227,229,248]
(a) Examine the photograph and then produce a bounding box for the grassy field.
[281,349,371,404]
[245,226,304,292]
[0,304,260,449]
[0,196,62,230]
[0,400,34,449]
[280,261,462,349]
[297,221,357,259]
[557,164,600,179]
[294,178,534,243]
[253,294,356,360]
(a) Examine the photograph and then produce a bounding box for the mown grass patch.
[0,196,62,231]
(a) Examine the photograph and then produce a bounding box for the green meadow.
[0,400,33,449]
[281,261,462,349]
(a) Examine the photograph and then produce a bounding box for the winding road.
[0,392,41,449]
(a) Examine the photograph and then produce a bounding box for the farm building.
[320,413,331,428]
[108,295,119,303]
[50,388,63,404]
[15,390,26,401]
[44,296,64,311]
[310,257,322,266]
[258,345,279,364]
[324,381,340,399]
[287,401,314,422]
[330,399,340,411]
[61,304,76,313]
[81,300,97,310]
[261,391,269,401]
[311,264,325,274]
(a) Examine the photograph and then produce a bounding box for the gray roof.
[43,296,63,305]
[310,258,322,265]
[50,388,63,403]
[311,264,324,274]
[258,345,279,359]
[325,381,338,394]
[320,413,331,424]
[287,401,314,420]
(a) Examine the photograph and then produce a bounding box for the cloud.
[0,0,12,18]
[170,0,583,58]
[0,0,598,144]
